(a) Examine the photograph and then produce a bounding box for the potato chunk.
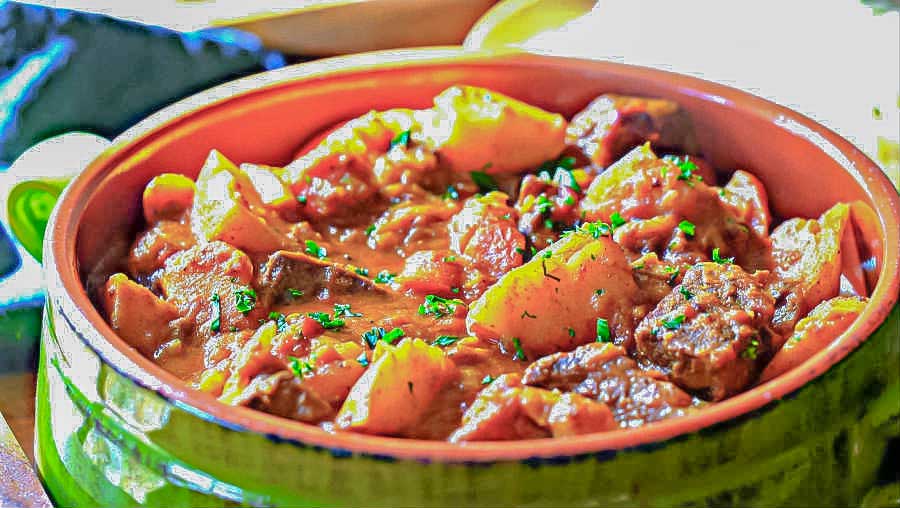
[142,173,195,223]
[466,230,638,358]
[101,273,180,357]
[191,150,294,253]
[760,296,866,382]
[425,85,566,174]
[336,338,457,435]
[770,203,853,336]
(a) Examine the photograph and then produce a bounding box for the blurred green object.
[861,0,900,14]
[6,177,68,263]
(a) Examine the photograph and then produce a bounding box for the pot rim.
[45,47,900,463]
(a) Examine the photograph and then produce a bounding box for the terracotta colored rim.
[45,47,900,463]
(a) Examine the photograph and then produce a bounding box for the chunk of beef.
[235,371,335,424]
[126,219,195,289]
[635,262,776,401]
[580,144,773,272]
[448,373,617,442]
[523,343,694,428]
[160,241,268,338]
[101,273,181,357]
[447,192,525,299]
[565,94,699,168]
[256,249,386,306]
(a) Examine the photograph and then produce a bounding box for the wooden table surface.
[0,373,37,462]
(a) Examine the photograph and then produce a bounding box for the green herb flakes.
[596,318,611,342]
[304,240,327,259]
[307,311,345,330]
[662,314,686,330]
[210,294,221,333]
[433,336,459,347]
[512,337,527,361]
[374,271,396,284]
[390,129,411,149]
[471,170,498,192]
[419,295,464,319]
[678,220,696,237]
[712,247,734,264]
[234,288,256,315]
[333,303,362,318]
[268,311,287,333]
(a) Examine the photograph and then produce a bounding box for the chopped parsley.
[582,221,613,238]
[210,294,221,333]
[389,129,411,149]
[538,155,576,173]
[596,318,611,342]
[595,288,606,296]
[678,220,696,237]
[662,314,686,330]
[333,303,362,318]
[442,255,457,262]
[470,170,498,192]
[433,335,459,347]
[297,195,307,205]
[711,247,734,264]
[419,295,464,319]
[444,185,460,200]
[567,327,576,337]
[362,327,405,349]
[679,287,694,300]
[364,224,376,236]
[544,218,555,230]
[610,212,627,229]
[234,288,256,315]
[307,311,345,330]
[354,267,370,277]
[268,311,288,333]
[535,195,554,215]
[674,157,698,180]
[521,310,537,319]
[288,356,315,377]
[451,287,461,294]
[304,240,327,259]
[481,374,495,385]
[287,288,304,299]
[742,338,760,360]
[664,266,680,286]
[512,337,527,361]
[374,271,396,284]
[564,195,576,206]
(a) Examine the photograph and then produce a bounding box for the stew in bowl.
[94,84,876,442]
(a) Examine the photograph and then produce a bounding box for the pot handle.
[1,132,110,263]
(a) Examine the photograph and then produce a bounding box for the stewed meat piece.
[523,343,695,428]
[635,262,777,401]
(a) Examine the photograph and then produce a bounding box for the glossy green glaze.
[35,297,899,507]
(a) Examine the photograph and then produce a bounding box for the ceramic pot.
[37,48,900,507]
